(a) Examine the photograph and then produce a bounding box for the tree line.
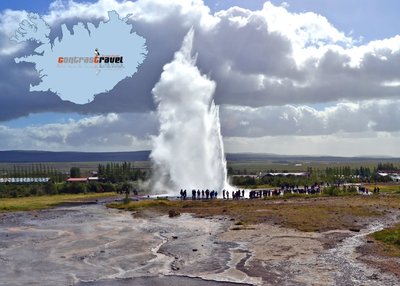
[0,164,67,182]
[97,162,147,183]
[231,163,399,187]
[0,162,148,198]
[0,181,121,198]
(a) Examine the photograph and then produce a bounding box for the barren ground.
[1,195,399,285]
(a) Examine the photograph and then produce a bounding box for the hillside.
[0,150,398,163]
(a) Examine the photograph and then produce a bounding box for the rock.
[368,273,379,280]
[171,265,180,271]
[168,209,180,218]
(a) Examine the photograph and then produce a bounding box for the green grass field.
[0,192,116,212]
[365,184,400,193]
[372,225,400,257]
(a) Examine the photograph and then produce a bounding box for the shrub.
[59,182,86,194]
[324,186,339,196]
[100,183,116,193]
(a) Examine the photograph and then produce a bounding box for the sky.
[0,0,399,156]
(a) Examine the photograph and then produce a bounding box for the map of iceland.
[11,11,147,104]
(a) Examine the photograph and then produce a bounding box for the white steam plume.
[150,29,230,194]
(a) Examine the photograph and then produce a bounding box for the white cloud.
[2,0,400,109]
[0,102,399,156]
[0,9,29,55]
[260,2,353,49]
[0,113,156,151]
[0,9,29,36]
[220,99,400,136]
[223,132,400,157]
[1,0,400,155]
[43,0,216,29]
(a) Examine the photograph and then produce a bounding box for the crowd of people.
[179,189,249,200]
[180,189,219,200]
[179,188,260,200]
[223,189,244,199]
[179,186,322,200]
[178,184,378,200]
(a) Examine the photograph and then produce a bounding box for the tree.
[70,167,81,178]
[44,181,57,195]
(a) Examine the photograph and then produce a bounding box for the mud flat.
[0,202,399,285]
[219,218,400,285]
[0,204,252,286]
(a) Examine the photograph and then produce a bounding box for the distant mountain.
[224,153,397,162]
[0,150,151,163]
[0,150,398,163]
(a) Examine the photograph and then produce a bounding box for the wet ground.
[0,202,399,285]
[0,203,252,286]
[218,213,400,286]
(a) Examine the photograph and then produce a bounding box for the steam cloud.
[149,29,230,194]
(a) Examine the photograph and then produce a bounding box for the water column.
[150,29,230,194]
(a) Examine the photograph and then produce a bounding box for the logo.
[57,48,124,68]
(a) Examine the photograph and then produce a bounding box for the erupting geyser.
[150,29,230,194]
